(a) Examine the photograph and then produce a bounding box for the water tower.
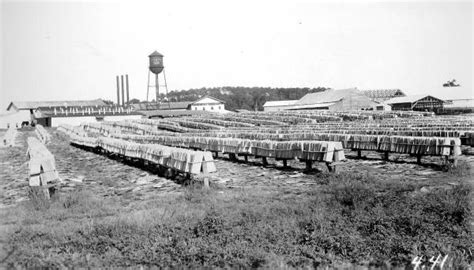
[147,51,170,108]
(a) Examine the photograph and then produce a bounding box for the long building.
[264,88,377,111]
[4,99,141,127]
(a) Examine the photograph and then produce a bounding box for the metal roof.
[149,51,164,57]
[7,99,107,111]
[190,95,226,104]
[295,88,361,105]
[263,100,298,107]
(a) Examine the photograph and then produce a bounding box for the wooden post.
[357,150,362,158]
[244,155,248,162]
[229,153,238,161]
[283,159,288,168]
[383,151,389,161]
[262,157,268,166]
[326,162,336,173]
[213,151,218,158]
[305,160,312,171]
[203,177,210,189]
[416,155,422,165]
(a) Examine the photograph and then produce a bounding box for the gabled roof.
[149,51,164,57]
[263,100,298,107]
[295,88,361,105]
[7,99,107,110]
[385,95,444,104]
[362,89,405,99]
[190,95,226,104]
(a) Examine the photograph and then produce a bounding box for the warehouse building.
[4,99,111,127]
[385,95,445,112]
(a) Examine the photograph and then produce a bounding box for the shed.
[189,96,226,112]
[385,95,445,112]
[263,100,299,111]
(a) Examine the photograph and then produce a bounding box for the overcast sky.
[1,0,472,109]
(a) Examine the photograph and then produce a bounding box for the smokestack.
[121,75,125,107]
[116,76,120,105]
[126,74,130,105]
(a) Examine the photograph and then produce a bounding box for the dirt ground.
[1,128,472,208]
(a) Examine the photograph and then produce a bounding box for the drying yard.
[0,110,473,268]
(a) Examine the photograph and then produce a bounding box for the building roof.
[149,51,164,57]
[295,88,360,105]
[7,99,107,110]
[362,89,405,99]
[263,100,299,107]
[385,95,444,104]
[443,99,474,108]
[190,95,226,104]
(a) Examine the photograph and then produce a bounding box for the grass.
[1,168,472,268]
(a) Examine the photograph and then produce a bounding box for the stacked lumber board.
[106,134,345,163]
[183,117,256,128]
[26,137,60,198]
[179,132,461,157]
[2,127,17,147]
[135,119,192,133]
[67,133,216,175]
[35,124,51,144]
[58,124,90,137]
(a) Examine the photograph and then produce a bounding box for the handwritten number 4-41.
[411,254,449,270]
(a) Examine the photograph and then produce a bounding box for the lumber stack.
[178,131,461,157]
[35,124,51,144]
[2,127,17,147]
[108,134,345,163]
[57,124,89,137]
[69,134,216,175]
[26,137,60,198]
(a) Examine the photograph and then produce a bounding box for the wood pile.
[35,124,51,144]
[67,133,217,175]
[108,134,345,163]
[182,132,461,157]
[2,127,17,147]
[26,137,60,198]
[57,124,89,137]
[184,117,255,128]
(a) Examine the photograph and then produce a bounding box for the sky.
[1,0,472,109]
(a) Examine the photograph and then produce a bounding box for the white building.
[189,96,226,112]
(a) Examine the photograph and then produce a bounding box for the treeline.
[162,86,329,111]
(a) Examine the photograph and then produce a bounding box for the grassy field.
[1,164,472,268]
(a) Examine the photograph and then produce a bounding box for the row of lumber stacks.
[57,124,89,137]
[179,131,462,159]
[2,127,17,147]
[35,124,51,144]
[26,137,60,198]
[63,129,217,175]
[107,134,345,168]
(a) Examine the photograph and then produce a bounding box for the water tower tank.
[149,51,164,74]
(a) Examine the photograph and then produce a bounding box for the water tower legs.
[155,74,159,103]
